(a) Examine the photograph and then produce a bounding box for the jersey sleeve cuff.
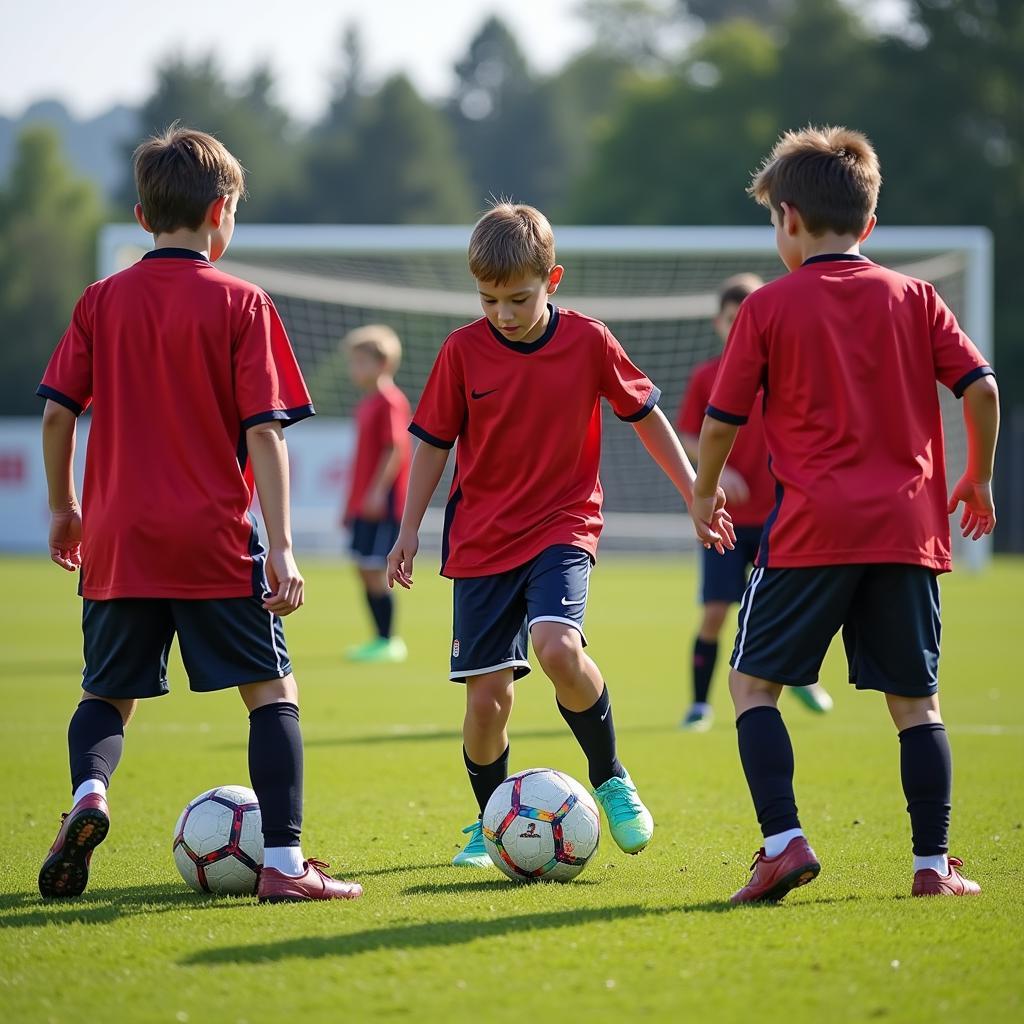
[951,365,995,399]
[36,385,84,416]
[240,403,316,430]
[617,386,662,422]
[705,404,748,426]
[409,422,455,449]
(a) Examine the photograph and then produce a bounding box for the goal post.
[98,223,994,569]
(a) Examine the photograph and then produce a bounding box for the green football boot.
[345,636,408,663]
[452,820,493,868]
[791,682,834,714]
[593,772,654,854]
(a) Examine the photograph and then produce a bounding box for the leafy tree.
[303,74,474,223]
[0,127,103,414]
[120,56,300,221]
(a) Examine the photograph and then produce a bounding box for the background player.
[387,202,735,867]
[677,274,833,730]
[341,324,411,663]
[690,126,999,903]
[36,126,361,904]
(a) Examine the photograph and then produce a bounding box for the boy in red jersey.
[690,126,999,902]
[677,274,832,730]
[36,126,361,903]
[341,325,411,663]
[388,202,734,866]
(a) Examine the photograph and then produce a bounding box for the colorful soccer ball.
[172,785,263,895]
[482,768,600,882]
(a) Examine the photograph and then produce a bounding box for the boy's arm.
[632,406,734,551]
[691,414,741,550]
[361,445,405,519]
[246,420,303,616]
[41,400,82,572]
[387,441,449,589]
[947,375,999,539]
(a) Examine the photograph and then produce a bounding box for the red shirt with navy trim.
[410,306,661,578]
[38,249,314,599]
[707,255,994,572]
[677,354,776,527]
[344,382,412,524]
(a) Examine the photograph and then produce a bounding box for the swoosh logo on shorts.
[471,388,499,400]
[561,597,586,606]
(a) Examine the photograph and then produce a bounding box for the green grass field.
[1,554,1022,1023]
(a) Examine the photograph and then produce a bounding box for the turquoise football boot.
[791,682,834,714]
[452,820,493,868]
[593,772,654,855]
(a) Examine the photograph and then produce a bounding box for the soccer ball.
[482,768,600,882]
[172,785,263,895]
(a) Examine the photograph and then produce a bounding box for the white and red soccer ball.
[482,768,600,882]
[172,785,263,895]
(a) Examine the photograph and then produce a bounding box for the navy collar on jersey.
[801,252,871,267]
[141,247,212,262]
[486,304,560,354]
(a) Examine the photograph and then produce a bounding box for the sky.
[1,1,593,122]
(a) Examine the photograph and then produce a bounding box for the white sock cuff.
[764,827,804,858]
[913,853,949,876]
[264,846,306,877]
[73,779,107,804]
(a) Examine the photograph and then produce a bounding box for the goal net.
[98,224,993,568]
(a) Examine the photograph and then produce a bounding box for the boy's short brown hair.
[343,324,402,374]
[718,273,763,313]
[468,202,556,285]
[133,124,246,235]
[749,125,881,237]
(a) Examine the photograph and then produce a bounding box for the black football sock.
[248,702,303,848]
[692,637,718,705]
[557,685,626,790]
[365,590,394,640]
[464,745,509,815]
[736,706,801,838]
[68,699,124,794]
[899,722,952,856]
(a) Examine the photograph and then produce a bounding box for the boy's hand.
[48,507,83,572]
[719,467,750,505]
[263,547,304,615]
[689,487,736,554]
[947,475,996,540]
[387,530,419,590]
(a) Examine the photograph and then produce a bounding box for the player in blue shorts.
[676,274,832,730]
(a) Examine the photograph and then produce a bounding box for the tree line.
[1,0,1021,417]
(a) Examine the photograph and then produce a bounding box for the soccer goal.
[98,224,994,569]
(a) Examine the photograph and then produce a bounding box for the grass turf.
[1,554,1021,1023]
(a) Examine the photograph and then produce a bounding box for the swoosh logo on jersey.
[471,388,499,400]
[561,597,586,606]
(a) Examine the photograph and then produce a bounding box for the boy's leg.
[685,600,728,730]
[526,546,652,854]
[347,519,405,661]
[463,669,515,812]
[359,566,394,640]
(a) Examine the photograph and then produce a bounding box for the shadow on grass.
[181,903,673,965]
[346,861,453,878]
[402,878,601,895]
[0,884,252,929]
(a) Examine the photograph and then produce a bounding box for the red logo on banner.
[0,453,25,484]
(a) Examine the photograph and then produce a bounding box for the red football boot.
[731,836,821,904]
[258,859,363,903]
[912,857,981,897]
[38,792,110,899]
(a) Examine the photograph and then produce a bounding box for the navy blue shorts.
[81,596,292,699]
[730,564,941,697]
[702,524,763,604]
[349,518,399,569]
[450,545,592,682]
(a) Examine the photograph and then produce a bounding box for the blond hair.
[342,324,402,374]
[749,125,881,236]
[468,201,556,285]
[133,123,246,235]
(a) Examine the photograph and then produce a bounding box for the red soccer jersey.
[677,354,776,527]
[38,248,314,600]
[344,383,412,524]
[410,306,660,578]
[707,254,993,572]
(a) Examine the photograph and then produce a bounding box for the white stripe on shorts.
[733,566,765,670]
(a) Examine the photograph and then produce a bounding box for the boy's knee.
[886,692,941,730]
[532,625,584,678]
[728,669,781,711]
[700,601,729,638]
[238,673,299,712]
[81,692,137,727]
[466,674,514,726]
